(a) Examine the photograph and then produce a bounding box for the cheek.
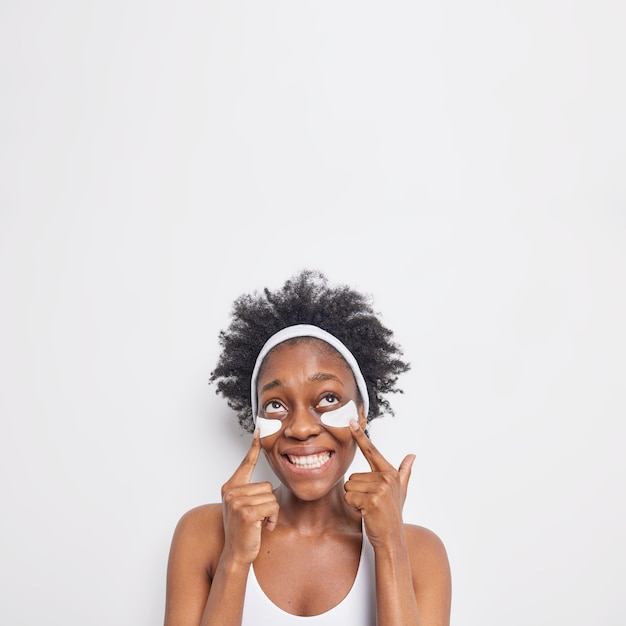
[261,447,280,472]
[260,434,280,455]
[341,437,359,462]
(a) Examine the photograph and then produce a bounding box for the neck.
[274,483,362,536]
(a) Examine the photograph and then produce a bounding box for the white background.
[1,1,625,624]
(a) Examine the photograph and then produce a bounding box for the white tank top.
[241,531,377,625]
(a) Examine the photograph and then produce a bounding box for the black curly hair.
[209,270,410,433]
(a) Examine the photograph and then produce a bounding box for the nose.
[283,403,322,440]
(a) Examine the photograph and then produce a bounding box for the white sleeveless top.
[241,531,377,625]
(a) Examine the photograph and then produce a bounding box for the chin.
[273,471,347,501]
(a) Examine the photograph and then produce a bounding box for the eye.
[263,400,288,419]
[317,394,339,409]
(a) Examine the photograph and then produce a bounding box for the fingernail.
[350,419,360,431]
[254,426,260,439]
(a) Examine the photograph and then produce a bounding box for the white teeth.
[287,452,331,468]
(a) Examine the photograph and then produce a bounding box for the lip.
[282,445,335,457]
[280,447,335,474]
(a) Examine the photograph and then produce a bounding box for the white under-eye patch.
[256,400,359,436]
[320,400,359,428]
[256,416,282,438]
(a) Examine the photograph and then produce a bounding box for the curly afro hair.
[209,270,410,433]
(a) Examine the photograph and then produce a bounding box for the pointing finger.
[230,427,262,485]
[349,420,394,472]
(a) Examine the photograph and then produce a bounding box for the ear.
[358,409,367,431]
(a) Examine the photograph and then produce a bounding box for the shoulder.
[404,524,451,594]
[169,504,225,578]
[174,503,223,533]
[165,504,225,624]
[404,523,449,561]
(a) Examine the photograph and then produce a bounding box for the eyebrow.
[309,372,344,384]
[260,379,282,393]
[260,372,344,394]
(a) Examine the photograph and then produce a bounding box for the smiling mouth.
[286,452,332,469]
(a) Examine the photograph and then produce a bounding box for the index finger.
[349,420,394,472]
[230,427,262,485]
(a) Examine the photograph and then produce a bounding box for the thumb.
[398,454,416,496]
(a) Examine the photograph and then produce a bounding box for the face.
[256,338,366,501]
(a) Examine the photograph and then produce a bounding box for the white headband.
[250,324,369,420]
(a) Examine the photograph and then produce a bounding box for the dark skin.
[164,340,451,626]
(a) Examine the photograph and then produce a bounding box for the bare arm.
[407,525,452,626]
[164,504,220,626]
[344,420,451,626]
[371,523,450,626]
[164,431,279,626]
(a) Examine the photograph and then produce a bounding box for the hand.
[220,429,279,567]
[343,420,415,548]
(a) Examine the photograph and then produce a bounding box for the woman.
[164,270,451,625]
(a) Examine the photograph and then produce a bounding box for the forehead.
[258,337,351,378]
